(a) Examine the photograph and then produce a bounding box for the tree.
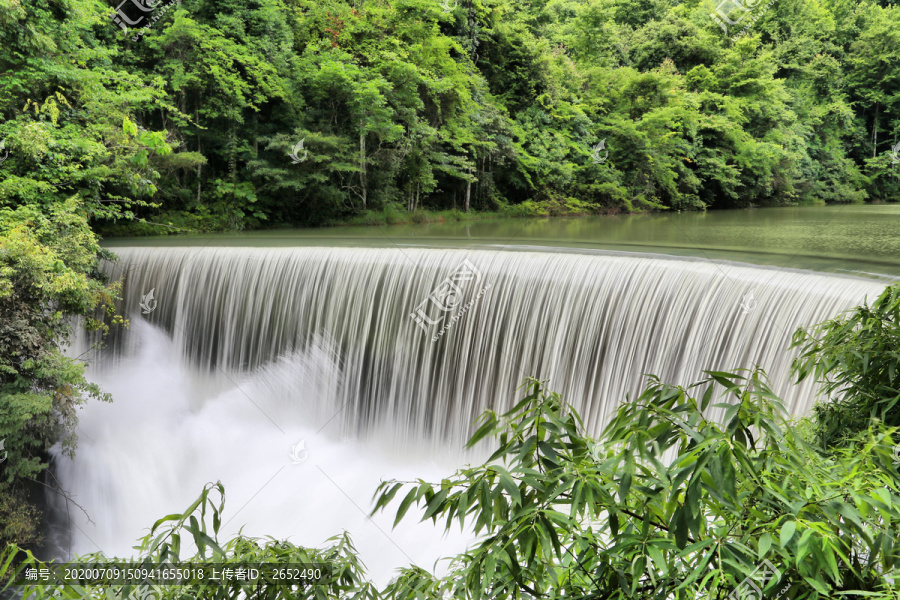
[0,200,124,549]
[0,0,184,227]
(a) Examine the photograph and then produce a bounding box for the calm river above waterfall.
[104,204,900,276]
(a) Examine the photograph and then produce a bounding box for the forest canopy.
[0,0,898,233]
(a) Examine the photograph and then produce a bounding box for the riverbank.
[96,193,876,239]
[96,197,637,238]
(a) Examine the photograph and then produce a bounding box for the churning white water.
[57,320,475,585]
[54,246,889,584]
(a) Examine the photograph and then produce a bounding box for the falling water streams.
[53,215,899,585]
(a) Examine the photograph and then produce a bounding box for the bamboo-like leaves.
[369,370,900,599]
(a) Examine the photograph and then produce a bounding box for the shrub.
[792,283,900,449]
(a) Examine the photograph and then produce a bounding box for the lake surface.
[104,205,900,278]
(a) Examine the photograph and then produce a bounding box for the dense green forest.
[0,0,898,234]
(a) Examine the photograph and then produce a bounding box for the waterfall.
[99,246,886,440]
[54,246,888,583]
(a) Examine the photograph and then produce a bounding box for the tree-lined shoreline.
[1,0,898,237]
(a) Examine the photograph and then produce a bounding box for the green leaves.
[9,354,900,599]
[3,0,898,229]
[0,201,125,548]
[793,283,900,450]
[780,520,797,548]
[494,466,522,506]
[3,482,378,600]
[123,116,139,137]
[672,504,691,550]
[368,361,900,599]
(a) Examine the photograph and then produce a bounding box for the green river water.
[104,204,900,278]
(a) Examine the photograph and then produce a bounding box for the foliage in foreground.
[793,283,900,450]
[374,373,900,599]
[1,483,378,600]
[5,371,900,599]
